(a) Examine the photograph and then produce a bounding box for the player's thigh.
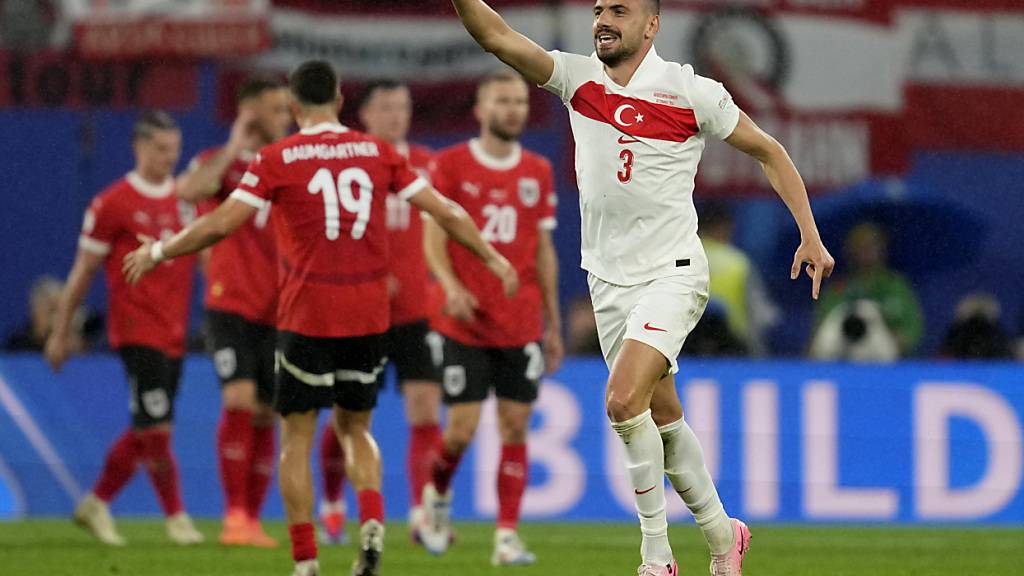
[493,342,543,405]
[621,275,709,377]
[119,346,181,429]
[588,273,636,370]
[605,338,670,420]
[440,338,491,406]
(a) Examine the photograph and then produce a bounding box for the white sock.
[611,409,673,566]
[659,417,735,555]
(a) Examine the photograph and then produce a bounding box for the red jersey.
[429,139,557,348]
[387,142,433,325]
[231,122,427,339]
[78,173,196,357]
[192,148,277,326]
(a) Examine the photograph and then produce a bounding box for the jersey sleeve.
[541,50,593,103]
[692,74,741,140]
[78,195,120,257]
[229,150,275,208]
[386,143,428,201]
[538,160,558,231]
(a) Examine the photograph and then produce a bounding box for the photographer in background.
[812,223,923,359]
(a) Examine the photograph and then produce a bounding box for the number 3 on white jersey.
[308,167,373,240]
[481,204,517,244]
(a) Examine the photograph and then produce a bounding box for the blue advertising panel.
[0,355,1021,523]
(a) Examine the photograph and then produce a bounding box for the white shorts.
[588,273,709,375]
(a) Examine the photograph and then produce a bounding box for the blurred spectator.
[566,296,602,356]
[940,293,1012,360]
[692,201,779,356]
[814,222,924,358]
[4,276,102,352]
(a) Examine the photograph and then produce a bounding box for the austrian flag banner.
[65,0,271,59]
[558,0,1024,194]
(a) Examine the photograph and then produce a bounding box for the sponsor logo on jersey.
[461,181,481,197]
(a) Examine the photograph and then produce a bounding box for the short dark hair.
[133,110,178,142]
[647,0,660,14]
[476,68,527,101]
[237,77,284,104]
[288,60,339,106]
[357,79,408,111]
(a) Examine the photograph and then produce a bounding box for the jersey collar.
[469,138,521,171]
[126,171,174,199]
[300,122,350,135]
[604,45,662,91]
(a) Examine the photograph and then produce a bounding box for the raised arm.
[452,0,554,86]
[725,111,835,299]
[122,198,257,285]
[410,184,518,297]
[177,110,257,203]
[44,249,104,371]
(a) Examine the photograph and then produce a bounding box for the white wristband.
[150,240,165,263]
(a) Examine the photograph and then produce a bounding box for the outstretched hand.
[122,234,159,286]
[792,237,835,300]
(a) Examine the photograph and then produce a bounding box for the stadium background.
[0,0,1022,529]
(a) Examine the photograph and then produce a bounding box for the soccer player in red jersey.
[176,78,292,548]
[317,80,446,544]
[123,61,517,576]
[44,111,204,547]
[415,69,563,566]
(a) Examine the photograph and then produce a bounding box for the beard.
[596,41,636,68]
[488,122,522,142]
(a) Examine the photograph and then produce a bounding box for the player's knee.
[445,421,476,454]
[222,380,256,410]
[500,421,529,444]
[605,388,645,423]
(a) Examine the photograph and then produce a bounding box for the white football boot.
[73,493,126,546]
[166,511,204,545]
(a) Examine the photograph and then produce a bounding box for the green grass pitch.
[1,519,1021,575]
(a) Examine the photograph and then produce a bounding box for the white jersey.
[542,47,740,286]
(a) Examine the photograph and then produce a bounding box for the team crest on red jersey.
[518,178,540,207]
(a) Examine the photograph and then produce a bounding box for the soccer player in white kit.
[450,1,835,575]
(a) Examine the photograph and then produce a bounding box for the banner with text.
[0,355,1021,523]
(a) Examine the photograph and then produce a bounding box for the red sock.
[93,430,140,502]
[246,424,276,519]
[432,445,463,495]
[288,522,317,562]
[497,444,528,530]
[357,489,384,525]
[138,429,183,516]
[320,426,345,503]
[217,408,253,513]
[408,424,442,506]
